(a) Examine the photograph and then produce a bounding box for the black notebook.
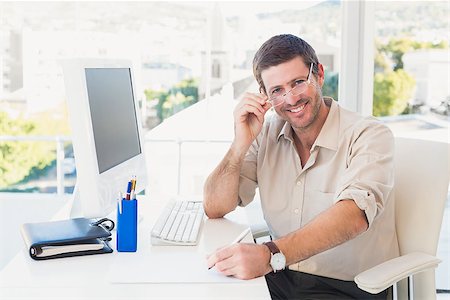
[21,217,114,260]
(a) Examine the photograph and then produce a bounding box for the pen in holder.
[117,198,138,252]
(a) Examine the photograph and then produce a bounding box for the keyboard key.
[188,211,203,242]
[182,214,195,242]
[160,208,178,239]
[151,202,174,236]
[151,200,204,246]
[167,212,183,241]
[175,214,189,241]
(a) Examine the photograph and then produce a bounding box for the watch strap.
[264,241,280,254]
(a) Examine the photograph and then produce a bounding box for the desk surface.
[0,196,271,299]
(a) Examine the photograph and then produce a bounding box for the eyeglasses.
[267,63,314,107]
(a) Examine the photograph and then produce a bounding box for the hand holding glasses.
[266,63,314,108]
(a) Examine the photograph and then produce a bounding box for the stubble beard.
[290,85,323,132]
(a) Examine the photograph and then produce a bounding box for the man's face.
[261,56,324,131]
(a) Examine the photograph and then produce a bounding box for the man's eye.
[271,88,282,95]
[294,80,305,86]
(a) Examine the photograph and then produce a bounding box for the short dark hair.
[252,34,319,94]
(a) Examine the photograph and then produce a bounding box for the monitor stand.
[69,183,82,218]
[56,183,117,228]
[49,182,82,221]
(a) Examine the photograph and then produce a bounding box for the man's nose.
[284,90,298,106]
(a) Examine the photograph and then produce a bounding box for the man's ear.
[317,63,325,87]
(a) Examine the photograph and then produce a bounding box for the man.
[204,34,398,299]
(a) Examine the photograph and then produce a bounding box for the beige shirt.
[238,97,399,281]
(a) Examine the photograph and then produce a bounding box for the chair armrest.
[354,252,441,294]
[250,223,270,239]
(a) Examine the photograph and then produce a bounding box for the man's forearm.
[276,199,368,266]
[203,144,247,218]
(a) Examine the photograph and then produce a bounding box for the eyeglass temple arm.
[307,62,314,83]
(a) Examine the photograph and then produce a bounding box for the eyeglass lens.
[270,83,308,106]
[268,63,313,106]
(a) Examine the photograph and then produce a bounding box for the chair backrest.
[394,137,449,255]
[394,137,449,299]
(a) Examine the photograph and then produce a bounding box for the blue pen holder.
[117,199,137,252]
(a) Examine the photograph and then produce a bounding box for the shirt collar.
[311,97,339,151]
[277,119,294,143]
[277,97,339,151]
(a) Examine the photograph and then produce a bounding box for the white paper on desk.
[108,247,254,284]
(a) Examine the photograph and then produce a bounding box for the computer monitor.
[62,59,147,218]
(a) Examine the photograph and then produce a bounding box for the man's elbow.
[203,195,224,219]
[203,195,238,219]
[204,209,225,219]
[203,201,227,219]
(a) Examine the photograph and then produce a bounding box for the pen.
[131,176,136,192]
[118,192,123,214]
[125,181,132,200]
[208,228,252,270]
[229,228,252,245]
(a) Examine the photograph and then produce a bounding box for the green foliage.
[145,88,169,121]
[170,78,198,99]
[372,37,447,116]
[373,70,416,116]
[374,40,391,73]
[379,37,448,71]
[0,104,70,188]
[145,78,199,122]
[162,92,196,119]
[322,71,339,100]
[0,112,55,187]
[381,38,415,70]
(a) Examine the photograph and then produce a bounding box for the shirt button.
[294,208,299,214]
[296,181,302,186]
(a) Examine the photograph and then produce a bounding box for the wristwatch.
[263,241,286,273]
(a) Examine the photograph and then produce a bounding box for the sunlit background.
[0,0,449,293]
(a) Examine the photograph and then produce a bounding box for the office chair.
[246,137,449,299]
[355,137,450,300]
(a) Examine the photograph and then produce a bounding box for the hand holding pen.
[207,228,251,270]
[206,228,272,279]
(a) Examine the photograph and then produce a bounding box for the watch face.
[271,252,286,271]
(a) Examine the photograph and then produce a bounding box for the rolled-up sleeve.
[335,121,395,228]
[238,139,259,207]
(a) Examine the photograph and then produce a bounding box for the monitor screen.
[85,68,142,174]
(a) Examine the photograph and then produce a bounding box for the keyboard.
[151,200,204,246]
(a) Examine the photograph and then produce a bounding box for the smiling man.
[204,34,398,299]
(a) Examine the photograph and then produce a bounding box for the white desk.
[0,197,271,299]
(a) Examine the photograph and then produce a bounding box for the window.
[1,1,342,195]
[373,1,449,117]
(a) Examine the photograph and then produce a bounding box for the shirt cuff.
[335,189,377,228]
